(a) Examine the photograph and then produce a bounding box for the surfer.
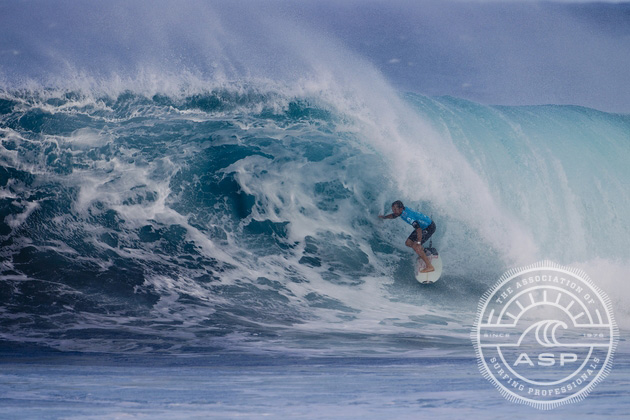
[379,200,436,273]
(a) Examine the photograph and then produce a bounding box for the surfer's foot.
[420,265,435,273]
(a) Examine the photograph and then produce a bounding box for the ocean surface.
[1,1,629,418]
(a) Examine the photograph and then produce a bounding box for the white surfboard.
[414,249,443,284]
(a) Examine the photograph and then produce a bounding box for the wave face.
[1,84,628,355]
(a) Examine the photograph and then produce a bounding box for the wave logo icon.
[472,261,618,409]
[524,320,567,347]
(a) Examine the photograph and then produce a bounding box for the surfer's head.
[391,200,404,216]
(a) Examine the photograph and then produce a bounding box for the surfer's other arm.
[379,213,396,219]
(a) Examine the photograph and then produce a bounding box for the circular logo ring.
[472,261,618,409]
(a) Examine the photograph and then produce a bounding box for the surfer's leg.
[407,227,435,272]
[420,221,436,246]
[405,230,419,249]
[414,243,435,273]
[406,237,434,272]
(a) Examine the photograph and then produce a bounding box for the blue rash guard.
[399,208,432,230]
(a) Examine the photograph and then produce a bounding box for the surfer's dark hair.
[392,200,404,209]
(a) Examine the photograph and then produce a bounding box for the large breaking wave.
[1,1,628,356]
[1,81,628,355]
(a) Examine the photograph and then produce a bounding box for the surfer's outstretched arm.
[379,213,395,219]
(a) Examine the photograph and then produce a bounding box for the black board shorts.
[407,221,436,245]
